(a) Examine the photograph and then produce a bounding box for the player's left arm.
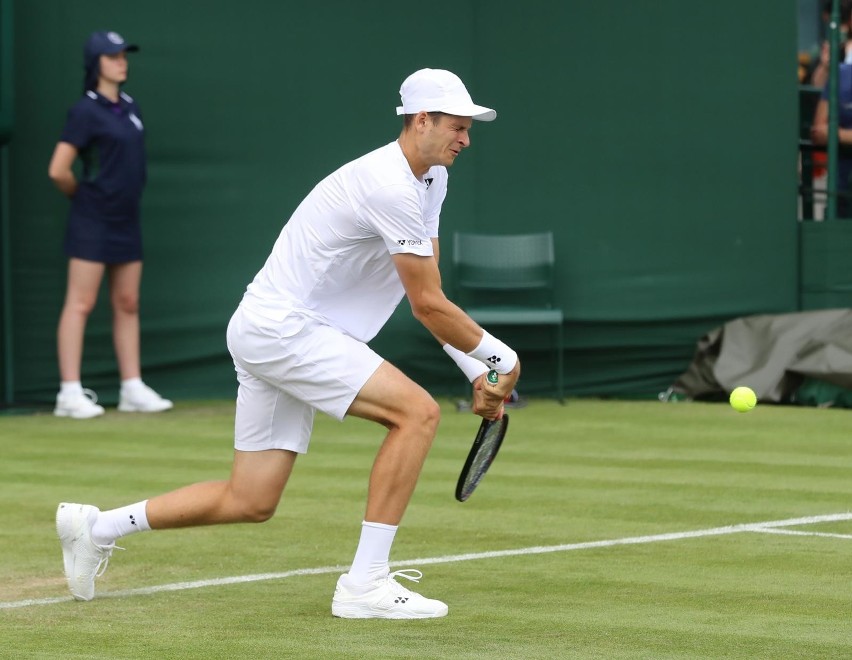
[422,238,505,415]
[392,252,519,406]
[392,250,480,351]
[423,238,448,343]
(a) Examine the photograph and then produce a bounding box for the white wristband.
[443,344,489,382]
[466,330,518,374]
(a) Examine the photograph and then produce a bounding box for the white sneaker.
[331,569,448,619]
[54,389,105,419]
[56,503,120,601]
[118,383,173,413]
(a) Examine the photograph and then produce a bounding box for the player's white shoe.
[56,502,119,601]
[118,383,173,413]
[331,569,448,619]
[54,389,105,419]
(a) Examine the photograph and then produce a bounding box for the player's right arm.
[48,142,79,197]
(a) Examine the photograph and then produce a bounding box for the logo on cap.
[107,32,125,45]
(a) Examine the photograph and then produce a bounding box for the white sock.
[347,520,398,584]
[121,377,144,393]
[91,500,151,546]
[60,381,83,396]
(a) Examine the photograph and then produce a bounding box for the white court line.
[3,511,851,611]
[754,528,852,540]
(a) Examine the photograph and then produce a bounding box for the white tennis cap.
[396,68,496,121]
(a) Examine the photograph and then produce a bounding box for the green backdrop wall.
[1,1,799,405]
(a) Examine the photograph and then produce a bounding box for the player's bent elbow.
[408,299,429,321]
[409,297,445,328]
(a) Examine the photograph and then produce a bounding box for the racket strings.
[467,434,500,479]
[457,416,508,500]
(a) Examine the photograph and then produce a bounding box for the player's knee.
[406,395,441,437]
[239,500,278,523]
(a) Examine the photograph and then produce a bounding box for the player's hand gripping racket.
[455,370,510,501]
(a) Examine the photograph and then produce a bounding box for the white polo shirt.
[240,141,448,342]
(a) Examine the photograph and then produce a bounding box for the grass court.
[1,398,850,658]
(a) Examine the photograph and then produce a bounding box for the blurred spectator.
[809,0,852,87]
[811,62,852,217]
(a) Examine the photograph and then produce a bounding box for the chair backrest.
[452,232,556,306]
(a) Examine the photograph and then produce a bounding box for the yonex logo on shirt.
[397,239,424,246]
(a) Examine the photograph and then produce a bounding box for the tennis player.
[56,68,521,619]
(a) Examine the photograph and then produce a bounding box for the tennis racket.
[455,413,510,502]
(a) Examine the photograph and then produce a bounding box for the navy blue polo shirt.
[61,90,147,221]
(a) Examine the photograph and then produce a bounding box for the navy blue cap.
[84,31,139,70]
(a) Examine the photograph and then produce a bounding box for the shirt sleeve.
[358,184,434,257]
[60,102,94,149]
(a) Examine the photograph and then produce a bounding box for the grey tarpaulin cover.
[666,309,852,403]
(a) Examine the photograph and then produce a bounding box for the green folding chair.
[452,231,564,401]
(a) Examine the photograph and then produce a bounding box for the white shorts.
[226,306,383,453]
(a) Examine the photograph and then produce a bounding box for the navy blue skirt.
[64,211,143,264]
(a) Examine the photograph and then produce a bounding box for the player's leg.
[108,261,172,412]
[145,448,297,527]
[54,258,106,418]
[56,449,296,601]
[332,362,448,619]
[56,356,310,601]
[346,361,440,525]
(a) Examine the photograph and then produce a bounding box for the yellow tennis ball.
[729,386,757,413]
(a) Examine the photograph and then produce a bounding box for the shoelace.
[82,388,99,405]
[94,543,124,578]
[384,569,424,596]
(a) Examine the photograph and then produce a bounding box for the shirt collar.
[86,90,130,110]
[392,140,432,190]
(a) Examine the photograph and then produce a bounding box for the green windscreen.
[4,1,798,404]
